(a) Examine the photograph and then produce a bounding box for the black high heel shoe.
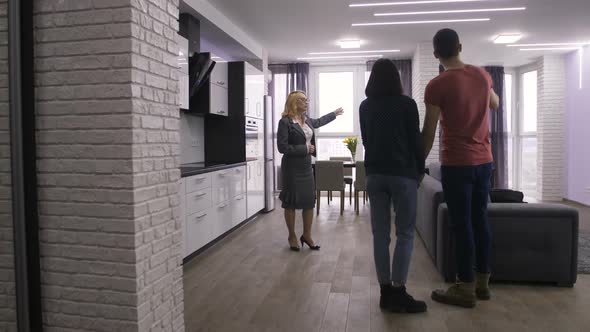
[300,235,320,250]
[289,238,300,252]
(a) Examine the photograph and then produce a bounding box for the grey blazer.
[277,112,337,157]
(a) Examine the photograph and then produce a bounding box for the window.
[318,72,354,133]
[522,71,538,133]
[504,74,514,188]
[505,74,513,134]
[517,70,538,199]
[520,137,538,198]
[316,138,351,160]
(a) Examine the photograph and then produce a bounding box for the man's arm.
[422,103,441,159]
[489,88,500,110]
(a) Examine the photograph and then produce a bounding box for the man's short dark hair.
[433,28,460,59]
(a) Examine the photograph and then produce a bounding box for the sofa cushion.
[427,162,442,181]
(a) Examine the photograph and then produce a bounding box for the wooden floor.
[183,198,590,332]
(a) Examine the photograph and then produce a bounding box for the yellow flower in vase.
[343,136,358,162]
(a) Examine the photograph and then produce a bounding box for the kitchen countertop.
[180,162,247,178]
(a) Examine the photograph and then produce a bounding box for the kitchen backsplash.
[180,112,205,164]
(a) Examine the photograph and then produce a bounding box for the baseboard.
[563,198,590,208]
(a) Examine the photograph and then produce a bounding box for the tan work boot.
[431,281,476,308]
[475,272,491,300]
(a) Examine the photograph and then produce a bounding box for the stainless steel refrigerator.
[263,95,275,212]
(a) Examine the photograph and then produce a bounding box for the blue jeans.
[367,175,418,285]
[441,163,493,283]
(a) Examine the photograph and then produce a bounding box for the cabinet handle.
[194,177,206,182]
[219,171,227,177]
[218,204,228,209]
[236,196,244,201]
[195,213,207,220]
[216,81,225,86]
[195,192,207,198]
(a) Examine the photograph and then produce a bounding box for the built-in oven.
[245,117,262,160]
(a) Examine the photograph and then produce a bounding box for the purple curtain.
[367,59,413,97]
[484,66,507,189]
[268,63,309,96]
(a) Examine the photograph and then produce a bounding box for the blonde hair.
[281,90,306,118]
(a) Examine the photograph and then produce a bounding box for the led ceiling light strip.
[309,50,400,55]
[375,7,525,16]
[352,18,490,26]
[297,55,384,60]
[350,0,486,7]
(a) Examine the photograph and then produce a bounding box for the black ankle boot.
[381,285,427,313]
[379,284,393,309]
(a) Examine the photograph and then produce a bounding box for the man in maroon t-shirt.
[422,28,500,308]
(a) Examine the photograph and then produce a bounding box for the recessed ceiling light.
[352,18,490,27]
[339,40,362,49]
[376,7,525,16]
[519,47,581,51]
[508,42,590,47]
[493,34,523,44]
[309,49,400,55]
[350,0,485,7]
[297,55,384,60]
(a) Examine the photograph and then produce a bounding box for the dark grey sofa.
[417,172,579,286]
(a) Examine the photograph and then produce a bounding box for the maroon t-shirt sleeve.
[424,80,441,106]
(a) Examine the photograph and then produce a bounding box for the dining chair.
[354,161,367,215]
[315,161,345,215]
[329,156,353,205]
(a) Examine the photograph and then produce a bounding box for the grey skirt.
[279,154,316,210]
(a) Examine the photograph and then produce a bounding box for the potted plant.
[343,136,358,162]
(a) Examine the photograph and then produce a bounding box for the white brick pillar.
[0,0,16,330]
[412,42,441,164]
[537,55,566,201]
[34,0,184,331]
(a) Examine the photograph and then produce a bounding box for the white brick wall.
[0,0,16,331]
[127,0,184,330]
[536,55,566,201]
[412,42,440,164]
[35,0,184,331]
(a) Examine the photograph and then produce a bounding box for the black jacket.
[277,112,336,158]
[360,95,425,179]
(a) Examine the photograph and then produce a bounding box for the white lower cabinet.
[232,194,247,227]
[247,161,265,218]
[182,165,248,259]
[179,179,186,257]
[215,201,233,238]
[185,208,216,255]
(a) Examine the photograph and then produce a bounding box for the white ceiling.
[205,0,590,67]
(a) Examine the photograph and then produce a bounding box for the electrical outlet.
[191,139,200,147]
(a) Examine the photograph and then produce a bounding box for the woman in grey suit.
[277,90,344,251]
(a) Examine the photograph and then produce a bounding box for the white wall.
[565,47,590,205]
[180,112,205,164]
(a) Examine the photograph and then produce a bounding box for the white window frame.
[514,64,538,196]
